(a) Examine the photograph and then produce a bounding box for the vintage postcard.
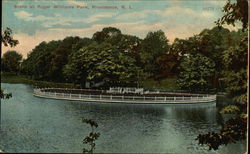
[1,0,248,153]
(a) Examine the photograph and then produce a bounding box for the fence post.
[100,95,102,100]
[164,97,166,101]
[133,96,134,100]
[111,95,112,100]
[155,96,156,100]
[174,97,176,102]
[70,93,71,99]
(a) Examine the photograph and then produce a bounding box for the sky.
[2,0,240,58]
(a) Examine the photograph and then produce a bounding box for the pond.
[0,83,246,153]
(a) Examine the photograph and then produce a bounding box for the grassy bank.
[1,72,179,90]
[141,77,179,90]
[1,72,77,88]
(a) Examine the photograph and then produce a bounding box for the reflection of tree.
[170,106,218,126]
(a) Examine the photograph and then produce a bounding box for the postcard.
[1,0,248,153]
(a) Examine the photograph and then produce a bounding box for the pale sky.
[2,0,240,59]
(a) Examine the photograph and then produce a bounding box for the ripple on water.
[0,83,247,153]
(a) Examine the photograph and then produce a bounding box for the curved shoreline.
[33,88,217,105]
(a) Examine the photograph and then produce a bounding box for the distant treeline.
[1,26,247,97]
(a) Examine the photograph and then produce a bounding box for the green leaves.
[141,30,169,75]
[215,0,248,30]
[221,35,247,104]
[1,27,19,47]
[82,118,100,154]
[64,42,141,87]
[177,54,215,92]
[196,117,247,150]
[0,89,12,99]
[220,105,240,114]
[1,50,22,73]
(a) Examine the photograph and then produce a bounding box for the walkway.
[33,88,217,104]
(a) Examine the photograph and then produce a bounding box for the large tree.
[221,33,247,103]
[64,42,141,88]
[196,0,248,150]
[177,54,215,92]
[216,0,248,30]
[92,27,121,43]
[21,41,60,80]
[1,50,22,73]
[141,30,169,76]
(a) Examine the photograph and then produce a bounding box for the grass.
[1,72,179,90]
[141,77,179,90]
[1,72,77,88]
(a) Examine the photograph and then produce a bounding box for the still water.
[0,83,246,153]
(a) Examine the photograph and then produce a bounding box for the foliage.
[0,89,12,99]
[1,72,77,88]
[49,37,92,82]
[140,30,169,75]
[142,77,178,90]
[1,27,19,100]
[216,0,248,30]
[177,54,215,92]
[196,117,247,150]
[21,37,92,82]
[64,42,141,88]
[221,34,247,103]
[92,27,121,43]
[82,118,100,154]
[1,50,22,73]
[197,0,248,151]
[21,41,60,80]
[219,105,240,114]
[1,27,19,47]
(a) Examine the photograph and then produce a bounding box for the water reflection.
[0,83,246,153]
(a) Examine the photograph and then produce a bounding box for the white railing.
[33,88,216,104]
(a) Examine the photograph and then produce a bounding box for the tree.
[1,27,19,128]
[216,0,248,30]
[82,118,100,153]
[21,41,61,80]
[156,50,179,77]
[64,42,141,88]
[221,33,247,103]
[49,37,87,82]
[92,27,121,43]
[106,34,143,67]
[140,30,169,76]
[1,50,22,73]
[196,0,248,150]
[177,54,215,92]
[1,27,19,47]
[197,27,232,90]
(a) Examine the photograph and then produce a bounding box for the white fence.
[33,88,216,104]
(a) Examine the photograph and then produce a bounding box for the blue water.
[0,83,246,153]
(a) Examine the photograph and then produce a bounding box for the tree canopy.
[64,42,140,88]
[1,50,22,73]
